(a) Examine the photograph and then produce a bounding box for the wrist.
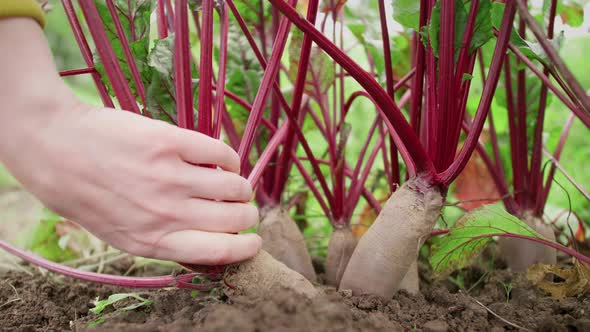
[0,17,83,152]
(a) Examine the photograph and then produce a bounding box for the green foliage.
[90,293,153,315]
[554,0,586,28]
[146,36,177,123]
[88,317,105,327]
[345,3,411,81]
[392,0,421,30]
[27,209,76,262]
[430,204,545,278]
[224,25,263,125]
[93,0,153,97]
[287,29,335,97]
[491,1,564,67]
[424,0,493,59]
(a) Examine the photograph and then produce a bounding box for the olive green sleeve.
[0,0,46,27]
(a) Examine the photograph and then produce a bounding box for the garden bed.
[1,262,589,332]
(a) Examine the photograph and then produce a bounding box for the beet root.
[325,226,357,286]
[224,250,319,299]
[398,261,419,294]
[338,178,443,299]
[257,207,317,282]
[499,212,556,272]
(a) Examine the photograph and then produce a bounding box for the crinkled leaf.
[223,24,263,128]
[426,0,494,59]
[90,293,153,315]
[392,0,421,30]
[93,0,153,99]
[527,260,590,299]
[145,36,177,123]
[427,0,468,60]
[469,0,494,52]
[430,204,545,278]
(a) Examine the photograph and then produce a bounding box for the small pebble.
[338,289,353,298]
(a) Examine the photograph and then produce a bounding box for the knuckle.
[147,129,175,158]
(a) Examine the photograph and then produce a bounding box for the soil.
[1,259,590,332]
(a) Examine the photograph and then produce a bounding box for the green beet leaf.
[430,204,546,278]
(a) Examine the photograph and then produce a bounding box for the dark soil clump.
[1,267,589,331]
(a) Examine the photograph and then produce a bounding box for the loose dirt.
[1,260,589,331]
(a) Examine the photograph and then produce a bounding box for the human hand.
[0,18,261,265]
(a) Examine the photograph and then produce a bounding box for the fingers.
[154,231,262,265]
[180,166,252,202]
[170,127,241,173]
[173,199,259,233]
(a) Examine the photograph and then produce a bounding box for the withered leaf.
[527,260,590,299]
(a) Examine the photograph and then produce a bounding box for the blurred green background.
[0,1,588,260]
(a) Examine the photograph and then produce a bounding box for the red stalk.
[349,117,381,189]
[174,0,194,130]
[59,67,96,77]
[434,0,456,171]
[197,0,215,135]
[409,0,428,135]
[0,240,216,290]
[377,0,400,187]
[213,4,229,139]
[516,0,590,117]
[165,0,175,23]
[78,1,140,114]
[106,0,149,115]
[61,0,114,108]
[504,57,525,208]
[291,156,332,219]
[345,134,385,222]
[439,0,517,186]
[269,0,435,179]
[156,0,168,39]
[272,0,320,201]
[506,42,589,128]
[529,0,557,210]
[248,121,290,187]
[443,0,479,169]
[237,4,294,169]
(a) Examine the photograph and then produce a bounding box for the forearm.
[0,18,78,155]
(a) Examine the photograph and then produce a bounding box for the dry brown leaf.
[452,149,500,211]
[527,260,590,299]
[351,195,389,239]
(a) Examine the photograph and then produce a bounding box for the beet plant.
[446,0,590,273]
[1,0,589,304]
